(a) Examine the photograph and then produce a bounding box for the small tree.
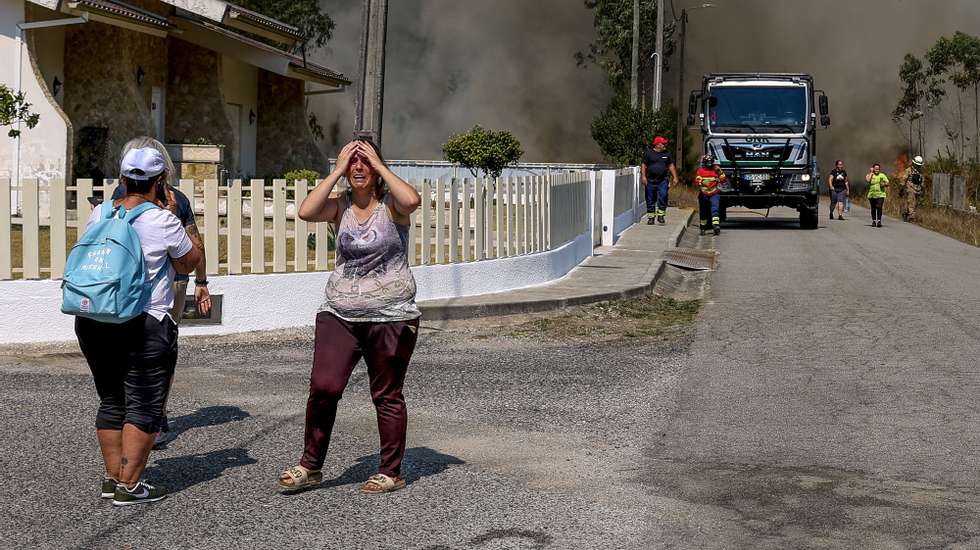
[591,93,674,166]
[893,54,944,157]
[442,125,523,179]
[234,0,334,54]
[0,84,40,138]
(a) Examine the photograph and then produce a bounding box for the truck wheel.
[800,205,818,229]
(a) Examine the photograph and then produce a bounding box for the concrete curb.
[418,210,695,321]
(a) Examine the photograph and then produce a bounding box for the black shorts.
[76,313,178,433]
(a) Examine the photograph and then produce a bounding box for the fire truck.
[687,73,831,228]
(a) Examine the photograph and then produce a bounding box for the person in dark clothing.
[828,160,849,220]
[641,136,679,225]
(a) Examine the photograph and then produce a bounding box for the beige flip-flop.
[278,465,322,493]
[360,473,406,494]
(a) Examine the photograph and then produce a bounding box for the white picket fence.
[0,171,604,280]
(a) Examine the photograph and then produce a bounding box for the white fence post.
[228,179,243,274]
[495,177,504,258]
[250,179,264,274]
[294,180,309,272]
[435,179,446,264]
[22,179,40,279]
[272,179,287,272]
[49,179,67,279]
[204,179,220,274]
[0,179,10,279]
[600,169,616,246]
[407,180,418,266]
[462,178,472,262]
[474,178,485,260]
[449,178,460,263]
[421,179,432,265]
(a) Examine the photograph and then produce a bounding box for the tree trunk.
[974,83,979,163]
[958,90,966,162]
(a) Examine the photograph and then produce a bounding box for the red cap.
[653,136,669,145]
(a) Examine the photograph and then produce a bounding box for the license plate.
[747,173,768,183]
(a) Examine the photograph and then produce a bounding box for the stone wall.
[165,38,236,173]
[63,21,166,178]
[256,70,328,177]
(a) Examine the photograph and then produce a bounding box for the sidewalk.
[419,209,694,320]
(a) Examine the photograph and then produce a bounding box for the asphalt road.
[3,203,979,549]
[643,204,980,549]
[0,317,691,549]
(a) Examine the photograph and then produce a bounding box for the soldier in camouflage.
[904,155,925,223]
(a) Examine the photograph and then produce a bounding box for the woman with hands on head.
[279,138,423,494]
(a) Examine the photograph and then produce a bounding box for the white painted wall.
[0,229,594,344]
[0,0,69,200]
[30,24,63,105]
[221,54,257,177]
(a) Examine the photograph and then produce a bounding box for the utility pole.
[653,0,664,110]
[673,4,715,172]
[353,0,389,145]
[675,9,687,169]
[630,0,639,109]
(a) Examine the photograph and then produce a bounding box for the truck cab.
[688,73,831,228]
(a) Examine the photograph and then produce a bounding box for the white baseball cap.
[121,147,166,181]
[912,155,924,166]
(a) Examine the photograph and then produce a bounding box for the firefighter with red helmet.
[696,154,726,236]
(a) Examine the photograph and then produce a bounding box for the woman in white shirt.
[75,147,202,506]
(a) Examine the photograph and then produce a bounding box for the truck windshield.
[707,86,807,133]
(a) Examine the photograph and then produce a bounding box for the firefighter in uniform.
[696,154,726,236]
[904,155,925,222]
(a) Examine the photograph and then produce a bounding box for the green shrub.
[442,125,523,179]
[285,169,320,185]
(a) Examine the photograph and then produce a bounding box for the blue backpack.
[62,202,169,323]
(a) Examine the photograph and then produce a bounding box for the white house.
[1,0,349,196]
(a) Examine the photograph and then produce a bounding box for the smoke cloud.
[310,0,608,162]
[310,0,980,170]
[678,0,980,172]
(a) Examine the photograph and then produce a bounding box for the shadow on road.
[144,447,258,493]
[168,405,251,437]
[720,214,809,231]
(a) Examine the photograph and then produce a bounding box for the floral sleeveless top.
[319,194,420,322]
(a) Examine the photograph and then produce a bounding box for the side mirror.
[818,95,829,116]
[687,92,697,116]
[821,115,831,127]
[687,115,696,126]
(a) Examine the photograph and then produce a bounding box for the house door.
[151,87,165,142]
[225,103,242,177]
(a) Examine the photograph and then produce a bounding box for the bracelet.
[194,279,208,286]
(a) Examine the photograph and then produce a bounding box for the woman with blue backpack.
[64,147,202,506]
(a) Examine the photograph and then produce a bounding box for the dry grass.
[669,183,700,210]
[507,294,702,341]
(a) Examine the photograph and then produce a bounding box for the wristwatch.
[194,279,208,286]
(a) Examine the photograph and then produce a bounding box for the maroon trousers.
[301,311,420,477]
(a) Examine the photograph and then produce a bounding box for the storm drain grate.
[663,247,718,271]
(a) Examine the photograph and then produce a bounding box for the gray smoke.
[678,0,980,172]
[309,0,980,170]
[309,0,608,162]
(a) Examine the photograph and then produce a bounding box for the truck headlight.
[782,173,814,191]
